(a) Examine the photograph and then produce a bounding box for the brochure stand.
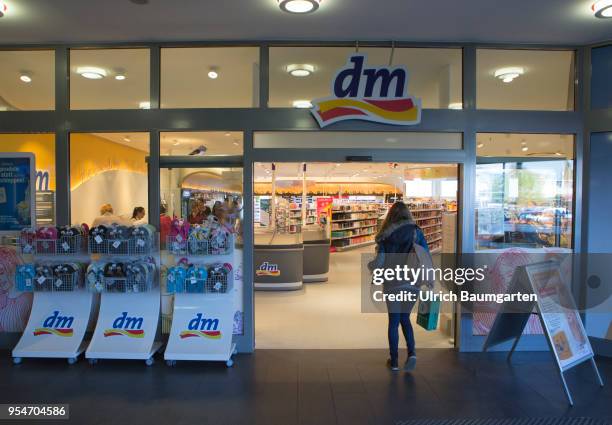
[164,234,237,367]
[12,232,93,365]
[483,261,604,405]
[85,232,162,366]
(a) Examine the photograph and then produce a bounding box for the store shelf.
[410,208,443,213]
[415,214,440,221]
[332,232,376,241]
[331,224,377,232]
[334,240,376,251]
[427,237,443,244]
[419,223,442,230]
[332,217,379,223]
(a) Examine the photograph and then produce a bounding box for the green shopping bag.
[416,299,440,331]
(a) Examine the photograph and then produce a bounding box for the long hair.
[378,201,414,237]
[132,206,145,219]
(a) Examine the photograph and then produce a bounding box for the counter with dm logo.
[254,230,304,291]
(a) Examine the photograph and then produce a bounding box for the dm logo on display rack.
[179,313,222,339]
[33,310,74,337]
[256,262,281,277]
[310,54,422,127]
[103,312,145,338]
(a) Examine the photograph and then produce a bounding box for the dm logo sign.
[179,313,221,339]
[311,54,421,127]
[104,312,144,338]
[256,262,281,277]
[33,310,74,337]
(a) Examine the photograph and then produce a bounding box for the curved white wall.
[70,169,148,226]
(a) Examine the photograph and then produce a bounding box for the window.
[160,132,243,156]
[0,134,56,225]
[70,49,150,110]
[269,47,462,109]
[477,49,575,111]
[254,132,462,149]
[70,133,149,226]
[161,47,260,108]
[475,133,574,250]
[591,45,612,110]
[0,50,55,111]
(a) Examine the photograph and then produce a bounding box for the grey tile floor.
[1,349,610,425]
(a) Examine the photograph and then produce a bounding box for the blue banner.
[0,156,32,231]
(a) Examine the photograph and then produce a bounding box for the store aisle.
[255,247,452,349]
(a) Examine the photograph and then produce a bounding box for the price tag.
[168,274,175,282]
[37,276,46,285]
[61,242,70,251]
[24,244,33,253]
[214,281,222,291]
[94,235,103,244]
[176,235,183,243]
[42,241,50,250]
[136,239,145,247]
[25,279,32,287]
[190,277,197,285]
[55,279,63,288]
[112,240,121,249]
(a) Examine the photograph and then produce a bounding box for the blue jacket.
[368,219,430,272]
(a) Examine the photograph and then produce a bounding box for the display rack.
[13,229,94,365]
[163,235,238,367]
[330,203,380,251]
[407,201,444,254]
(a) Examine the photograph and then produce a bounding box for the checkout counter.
[302,225,331,283]
[254,230,304,290]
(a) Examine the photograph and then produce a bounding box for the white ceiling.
[0,0,610,45]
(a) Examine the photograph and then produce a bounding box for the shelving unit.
[330,203,381,251]
[408,202,444,254]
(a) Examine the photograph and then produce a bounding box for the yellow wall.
[0,133,56,190]
[70,134,147,190]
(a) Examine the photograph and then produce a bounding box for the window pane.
[475,133,574,250]
[0,134,56,225]
[160,131,243,156]
[161,47,259,108]
[591,45,612,110]
[269,47,462,109]
[70,49,150,110]
[477,49,575,111]
[0,50,54,111]
[70,133,149,226]
[254,131,461,149]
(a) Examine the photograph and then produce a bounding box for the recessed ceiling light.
[115,74,126,80]
[233,141,239,146]
[521,146,529,152]
[19,74,32,83]
[592,0,612,17]
[555,151,562,156]
[208,68,219,79]
[77,67,107,79]
[123,136,131,142]
[494,67,524,83]
[139,101,151,109]
[477,143,484,148]
[286,64,315,77]
[0,1,7,17]
[173,139,180,146]
[448,102,462,110]
[292,100,312,108]
[278,0,321,13]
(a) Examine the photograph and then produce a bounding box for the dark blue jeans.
[387,301,416,361]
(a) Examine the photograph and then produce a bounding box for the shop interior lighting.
[592,0,612,17]
[477,142,484,148]
[286,64,315,77]
[448,102,462,110]
[123,136,131,142]
[77,67,107,80]
[19,74,32,83]
[208,68,219,79]
[139,101,151,109]
[494,67,524,83]
[115,74,126,80]
[0,1,7,17]
[278,0,321,13]
[292,100,312,108]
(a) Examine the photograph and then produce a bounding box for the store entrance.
[253,162,459,349]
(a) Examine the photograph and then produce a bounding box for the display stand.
[164,235,238,367]
[483,261,604,405]
[12,290,94,365]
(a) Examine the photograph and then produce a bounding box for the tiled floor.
[1,349,610,425]
[255,247,454,349]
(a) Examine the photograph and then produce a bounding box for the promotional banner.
[316,196,333,225]
[0,154,35,232]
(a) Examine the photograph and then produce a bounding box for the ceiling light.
[123,136,131,142]
[477,143,484,148]
[286,64,315,77]
[77,67,107,80]
[139,101,150,109]
[224,132,231,137]
[278,0,321,13]
[208,68,218,79]
[115,74,126,80]
[494,67,524,83]
[521,146,529,152]
[448,102,462,110]
[592,0,612,17]
[233,141,239,146]
[555,151,562,156]
[292,100,312,108]
[19,74,32,83]
[0,1,7,17]
[172,139,180,146]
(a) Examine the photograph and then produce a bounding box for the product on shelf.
[87,258,157,293]
[88,224,156,255]
[167,219,232,256]
[406,200,444,253]
[330,202,381,251]
[20,225,88,255]
[16,262,84,292]
[166,261,233,294]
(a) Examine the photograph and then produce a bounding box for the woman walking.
[369,202,431,372]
